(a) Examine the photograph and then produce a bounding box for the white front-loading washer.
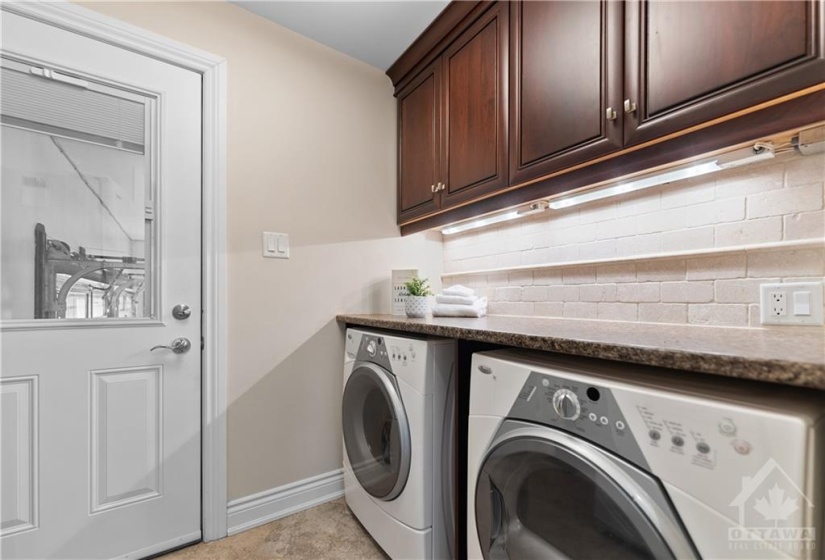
[343,328,456,559]
[468,349,824,560]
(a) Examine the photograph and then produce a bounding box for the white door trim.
[0,0,230,541]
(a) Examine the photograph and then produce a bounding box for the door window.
[476,436,676,560]
[0,58,155,321]
[342,364,411,500]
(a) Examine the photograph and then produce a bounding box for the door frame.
[0,0,230,542]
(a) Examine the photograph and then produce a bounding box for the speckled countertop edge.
[336,314,825,391]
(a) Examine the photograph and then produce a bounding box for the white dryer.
[468,349,824,560]
[343,328,456,559]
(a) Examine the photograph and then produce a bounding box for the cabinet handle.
[606,107,617,121]
[431,184,436,193]
[624,99,637,114]
[438,182,447,192]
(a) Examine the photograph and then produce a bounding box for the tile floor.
[159,498,388,560]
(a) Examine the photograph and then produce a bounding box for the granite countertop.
[336,314,825,390]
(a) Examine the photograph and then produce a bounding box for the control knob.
[366,340,377,357]
[552,389,581,421]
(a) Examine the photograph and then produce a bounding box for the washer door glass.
[342,363,411,501]
[476,435,677,560]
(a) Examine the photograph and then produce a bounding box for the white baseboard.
[226,468,344,536]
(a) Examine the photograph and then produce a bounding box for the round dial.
[552,389,581,421]
[365,340,377,357]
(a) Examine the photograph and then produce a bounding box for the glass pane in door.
[0,60,154,320]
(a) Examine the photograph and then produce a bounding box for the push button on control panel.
[649,430,662,441]
[671,435,685,447]
[696,442,711,454]
[732,439,752,455]
[718,418,737,436]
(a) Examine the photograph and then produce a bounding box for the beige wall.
[81,1,443,499]
[443,151,825,328]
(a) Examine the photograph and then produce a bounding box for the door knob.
[172,304,191,320]
[151,337,192,354]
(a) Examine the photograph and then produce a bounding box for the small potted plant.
[403,276,433,318]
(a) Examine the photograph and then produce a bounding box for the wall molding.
[443,238,825,278]
[227,469,345,537]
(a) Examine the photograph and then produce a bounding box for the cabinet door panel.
[626,0,825,145]
[511,0,622,185]
[398,63,440,218]
[442,2,508,207]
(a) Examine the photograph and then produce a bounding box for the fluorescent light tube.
[442,201,548,236]
[548,143,775,210]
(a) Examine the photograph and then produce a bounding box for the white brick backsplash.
[784,210,825,240]
[747,249,825,278]
[661,227,715,252]
[508,271,533,286]
[686,198,746,226]
[636,208,688,235]
[494,287,522,302]
[748,183,823,219]
[715,278,779,303]
[637,260,686,282]
[534,269,563,285]
[598,302,638,321]
[661,281,714,303]
[716,217,783,246]
[522,286,550,302]
[441,152,823,329]
[639,303,687,324]
[580,284,618,302]
[564,302,598,319]
[562,267,597,285]
[688,304,748,326]
[548,285,580,302]
[597,263,637,283]
[535,302,564,317]
[687,255,746,280]
[617,233,662,256]
[489,302,535,316]
[617,283,660,303]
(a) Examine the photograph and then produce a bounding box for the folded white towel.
[435,294,479,306]
[443,284,475,297]
[432,297,488,318]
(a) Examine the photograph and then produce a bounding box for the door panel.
[442,2,508,208]
[625,0,825,145]
[1,10,201,560]
[398,63,441,220]
[510,0,622,185]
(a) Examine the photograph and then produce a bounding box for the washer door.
[343,362,411,501]
[475,423,697,560]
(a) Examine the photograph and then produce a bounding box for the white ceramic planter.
[405,295,429,318]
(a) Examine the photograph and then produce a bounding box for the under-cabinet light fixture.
[548,142,775,210]
[441,201,548,236]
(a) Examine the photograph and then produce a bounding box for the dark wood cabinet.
[397,2,508,223]
[441,2,509,208]
[624,0,825,145]
[510,0,623,185]
[398,62,441,218]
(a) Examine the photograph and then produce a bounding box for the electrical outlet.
[760,282,824,325]
[768,291,786,316]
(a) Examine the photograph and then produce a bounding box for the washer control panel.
[354,334,392,372]
[507,371,649,469]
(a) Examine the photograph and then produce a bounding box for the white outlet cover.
[760,282,823,325]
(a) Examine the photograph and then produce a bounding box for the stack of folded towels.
[432,284,488,318]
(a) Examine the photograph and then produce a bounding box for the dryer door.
[475,422,697,560]
[343,362,411,501]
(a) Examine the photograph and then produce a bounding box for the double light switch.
[262,232,289,259]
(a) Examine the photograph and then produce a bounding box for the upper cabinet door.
[398,61,441,220]
[441,2,509,209]
[510,0,623,186]
[625,0,825,146]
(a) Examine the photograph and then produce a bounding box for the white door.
[0,10,202,559]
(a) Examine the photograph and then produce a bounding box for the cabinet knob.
[606,107,617,121]
[624,99,637,114]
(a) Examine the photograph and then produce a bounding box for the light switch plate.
[262,232,289,259]
[760,282,823,325]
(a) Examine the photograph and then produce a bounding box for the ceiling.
[231,1,450,71]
